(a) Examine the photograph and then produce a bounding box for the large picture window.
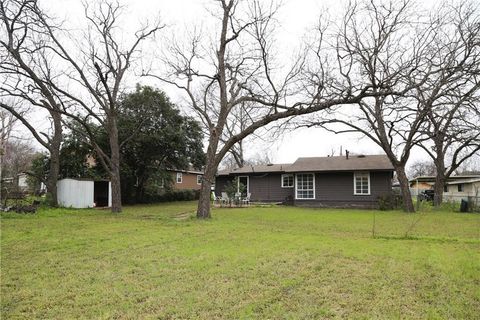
[354,172,370,195]
[296,173,315,199]
[281,174,294,188]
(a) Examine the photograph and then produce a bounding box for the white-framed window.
[197,175,203,185]
[159,178,165,188]
[176,172,183,183]
[458,184,463,192]
[281,174,294,188]
[296,173,315,199]
[354,172,370,195]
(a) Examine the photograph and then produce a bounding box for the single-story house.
[215,154,394,208]
[165,169,203,190]
[57,178,111,208]
[444,178,480,201]
[409,175,480,200]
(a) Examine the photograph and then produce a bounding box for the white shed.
[57,178,112,208]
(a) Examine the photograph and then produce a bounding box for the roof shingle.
[217,155,393,175]
[285,155,394,172]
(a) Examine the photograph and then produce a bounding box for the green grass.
[1,202,479,319]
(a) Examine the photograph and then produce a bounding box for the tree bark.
[197,154,218,219]
[45,111,62,206]
[197,129,223,218]
[108,117,122,213]
[395,165,415,212]
[433,172,445,207]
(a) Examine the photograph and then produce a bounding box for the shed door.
[94,181,109,207]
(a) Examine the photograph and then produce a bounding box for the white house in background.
[444,177,480,202]
[17,173,28,190]
[57,178,111,208]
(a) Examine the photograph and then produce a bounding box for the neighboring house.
[444,178,480,201]
[1,173,29,192]
[215,154,394,208]
[17,173,28,191]
[409,175,480,200]
[166,169,204,191]
[409,177,434,195]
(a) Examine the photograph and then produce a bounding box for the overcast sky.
[22,0,440,166]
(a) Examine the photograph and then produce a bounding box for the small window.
[354,172,370,195]
[296,173,315,199]
[458,184,463,192]
[281,174,294,188]
[444,185,448,192]
[176,172,182,183]
[159,178,165,188]
[197,175,202,185]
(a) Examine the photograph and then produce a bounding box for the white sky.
[22,0,436,166]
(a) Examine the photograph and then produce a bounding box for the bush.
[377,193,403,210]
[141,189,200,203]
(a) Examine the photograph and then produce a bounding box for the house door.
[238,176,249,197]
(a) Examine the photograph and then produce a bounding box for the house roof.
[410,175,480,183]
[217,164,289,176]
[446,178,480,185]
[167,168,204,175]
[285,155,394,172]
[217,155,394,176]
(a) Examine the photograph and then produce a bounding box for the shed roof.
[285,155,394,172]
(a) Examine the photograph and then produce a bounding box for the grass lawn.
[1,202,479,319]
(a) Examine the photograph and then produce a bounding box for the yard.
[1,202,479,319]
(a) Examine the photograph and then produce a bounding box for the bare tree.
[0,108,19,202]
[408,160,437,178]
[296,0,436,212]
[1,0,164,212]
[415,1,480,206]
[147,0,414,218]
[0,0,64,205]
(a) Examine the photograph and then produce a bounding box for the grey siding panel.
[214,176,234,196]
[215,173,293,202]
[249,173,293,202]
[294,171,392,208]
[216,170,392,207]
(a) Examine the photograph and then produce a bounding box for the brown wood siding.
[171,172,202,190]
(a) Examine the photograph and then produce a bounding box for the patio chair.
[221,192,230,206]
[242,193,251,206]
[214,194,223,206]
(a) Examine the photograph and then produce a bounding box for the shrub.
[141,189,200,203]
[377,193,403,210]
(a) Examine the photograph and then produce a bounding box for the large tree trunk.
[46,111,62,206]
[433,173,445,207]
[108,118,122,213]
[197,130,223,218]
[395,165,415,212]
[197,157,217,219]
[433,143,445,207]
